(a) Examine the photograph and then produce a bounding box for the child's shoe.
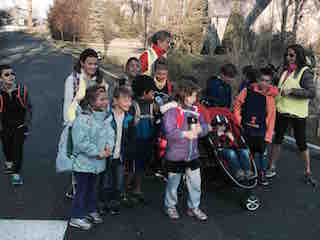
[186,208,208,221]
[304,173,317,187]
[258,171,270,186]
[86,212,103,224]
[69,218,92,230]
[65,185,76,200]
[265,167,277,178]
[4,162,14,174]
[109,200,120,215]
[120,193,134,208]
[235,169,245,181]
[244,170,255,180]
[164,207,180,220]
[11,174,23,185]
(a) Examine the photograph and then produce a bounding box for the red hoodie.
[233,83,278,143]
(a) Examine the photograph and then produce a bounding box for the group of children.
[2,39,314,232]
[0,51,278,230]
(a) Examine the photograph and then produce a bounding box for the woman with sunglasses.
[266,44,317,186]
[0,64,32,185]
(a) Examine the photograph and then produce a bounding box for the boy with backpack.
[130,75,155,202]
[234,68,278,186]
[0,64,32,185]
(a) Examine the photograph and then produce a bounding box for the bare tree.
[292,0,307,42]
[244,0,272,32]
[27,0,32,30]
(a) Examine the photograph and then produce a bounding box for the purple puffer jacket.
[162,104,209,162]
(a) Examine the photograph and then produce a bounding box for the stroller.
[199,106,261,211]
[153,94,261,211]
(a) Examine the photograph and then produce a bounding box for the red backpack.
[0,82,27,113]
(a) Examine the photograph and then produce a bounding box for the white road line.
[0,219,68,240]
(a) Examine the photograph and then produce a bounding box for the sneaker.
[65,186,76,200]
[164,207,180,219]
[4,162,14,174]
[259,172,270,186]
[120,193,134,208]
[11,174,23,185]
[244,170,255,180]
[109,200,120,215]
[186,208,208,221]
[235,169,245,181]
[304,173,318,187]
[265,167,277,178]
[130,192,147,205]
[69,218,92,230]
[86,212,103,224]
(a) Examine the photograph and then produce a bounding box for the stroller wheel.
[244,195,260,211]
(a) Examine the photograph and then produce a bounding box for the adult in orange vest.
[140,30,171,77]
[266,44,317,185]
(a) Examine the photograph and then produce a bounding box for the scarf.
[284,63,297,82]
[154,77,166,90]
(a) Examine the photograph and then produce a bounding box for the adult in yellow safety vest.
[140,30,171,77]
[266,44,317,186]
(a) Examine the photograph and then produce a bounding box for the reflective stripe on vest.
[143,47,158,77]
[276,66,309,118]
[0,95,3,113]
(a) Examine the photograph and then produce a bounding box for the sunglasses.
[3,72,15,77]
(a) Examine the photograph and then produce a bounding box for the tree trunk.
[60,30,64,41]
[280,0,289,44]
[292,0,300,43]
[28,0,33,30]
[244,0,272,32]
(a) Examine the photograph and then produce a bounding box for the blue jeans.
[254,152,267,172]
[222,148,250,173]
[71,172,98,218]
[164,168,201,209]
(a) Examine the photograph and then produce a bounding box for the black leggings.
[1,127,25,173]
[273,113,307,151]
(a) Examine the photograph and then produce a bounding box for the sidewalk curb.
[284,136,320,153]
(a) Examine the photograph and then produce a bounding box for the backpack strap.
[73,72,80,98]
[17,82,27,108]
[133,101,141,125]
[167,81,172,95]
[0,95,3,113]
[176,107,184,129]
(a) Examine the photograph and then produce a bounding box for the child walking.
[0,64,32,185]
[69,86,113,230]
[234,69,278,186]
[162,79,210,221]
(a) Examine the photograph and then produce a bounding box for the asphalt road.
[0,30,320,240]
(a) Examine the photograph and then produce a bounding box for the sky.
[0,0,53,19]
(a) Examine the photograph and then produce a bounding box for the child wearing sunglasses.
[0,64,32,185]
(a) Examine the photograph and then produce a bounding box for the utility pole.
[28,0,33,30]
